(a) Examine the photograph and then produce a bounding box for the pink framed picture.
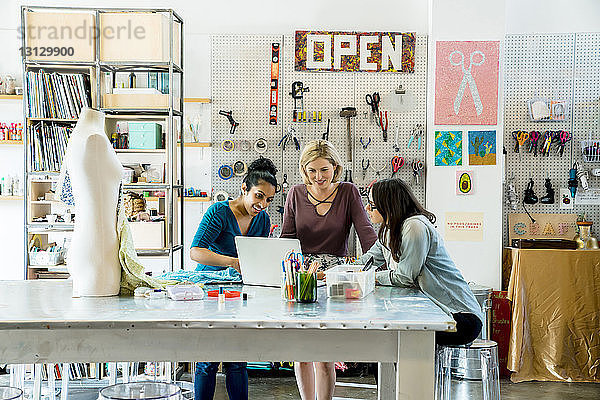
[435,41,499,125]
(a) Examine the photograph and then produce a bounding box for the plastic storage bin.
[325,265,375,299]
[128,122,163,149]
[28,250,66,266]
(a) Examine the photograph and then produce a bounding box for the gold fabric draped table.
[507,248,600,382]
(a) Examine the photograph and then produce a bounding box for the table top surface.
[0,280,455,331]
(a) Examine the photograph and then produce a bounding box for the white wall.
[425,0,506,289]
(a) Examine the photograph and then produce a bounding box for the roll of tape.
[240,140,251,151]
[233,160,248,176]
[214,190,229,202]
[254,138,268,153]
[221,139,235,152]
[218,164,234,180]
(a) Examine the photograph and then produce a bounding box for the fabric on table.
[116,192,170,294]
[507,248,600,382]
[158,268,242,284]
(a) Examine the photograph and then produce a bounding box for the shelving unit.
[21,6,184,278]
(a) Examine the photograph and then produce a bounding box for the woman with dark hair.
[190,157,278,400]
[359,178,483,345]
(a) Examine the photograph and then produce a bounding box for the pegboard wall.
[211,34,428,239]
[503,33,600,245]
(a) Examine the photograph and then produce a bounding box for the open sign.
[295,31,415,73]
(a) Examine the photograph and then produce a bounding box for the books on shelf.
[28,123,72,172]
[26,70,91,119]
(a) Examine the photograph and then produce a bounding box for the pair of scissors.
[278,126,300,151]
[412,159,424,184]
[528,131,541,156]
[556,131,571,157]
[541,131,553,157]
[391,156,404,177]
[449,50,485,116]
[365,92,381,123]
[379,110,389,142]
[512,130,529,160]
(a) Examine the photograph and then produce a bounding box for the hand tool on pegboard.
[340,107,357,162]
[556,130,571,157]
[379,110,388,142]
[322,119,330,141]
[290,81,309,111]
[219,110,239,134]
[269,43,280,125]
[391,156,404,177]
[512,130,529,161]
[360,137,371,150]
[278,126,300,151]
[361,158,370,181]
[412,159,424,185]
[365,92,381,124]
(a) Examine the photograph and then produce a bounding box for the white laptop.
[235,237,302,287]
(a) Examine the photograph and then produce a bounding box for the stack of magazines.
[28,123,72,172]
[26,70,91,119]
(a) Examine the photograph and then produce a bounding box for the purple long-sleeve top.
[280,182,377,257]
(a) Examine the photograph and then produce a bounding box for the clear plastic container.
[325,265,375,299]
[0,386,23,400]
[99,382,181,400]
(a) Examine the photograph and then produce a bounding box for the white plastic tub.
[325,264,375,299]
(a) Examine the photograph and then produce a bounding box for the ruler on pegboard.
[269,42,280,125]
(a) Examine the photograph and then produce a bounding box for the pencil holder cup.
[296,272,317,303]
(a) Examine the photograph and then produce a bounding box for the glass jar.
[575,221,599,250]
[296,271,317,303]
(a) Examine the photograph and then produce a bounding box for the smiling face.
[365,189,384,224]
[242,180,276,216]
[304,157,336,189]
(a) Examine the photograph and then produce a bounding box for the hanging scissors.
[391,156,404,177]
[379,110,388,142]
[412,159,424,184]
[556,130,571,157]
[449,50,485,116]
[365,92,381,123]
[512,130,529,160]
[541,131,553,157]
[528,131,541,156]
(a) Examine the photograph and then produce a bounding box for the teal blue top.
[191,201,270,271]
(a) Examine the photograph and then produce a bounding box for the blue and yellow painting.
[435,131,462,166]
[468,130,496,165]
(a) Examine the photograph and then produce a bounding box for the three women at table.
[360,178,483,345]
[281,140,377,400]
[190,157,278,400]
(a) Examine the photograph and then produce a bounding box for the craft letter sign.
[295,31,416,73]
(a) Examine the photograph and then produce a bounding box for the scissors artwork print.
[450,50,485,116]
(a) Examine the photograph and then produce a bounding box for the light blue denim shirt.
[357,215,484,324]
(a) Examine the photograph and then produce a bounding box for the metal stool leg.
[60,364,69,400]
[108,363,117,386]
[481,346,500,400]
[33,364,42,400]
[47,363,56,400]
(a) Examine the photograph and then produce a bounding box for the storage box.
[25,11,96,62]
[128,122,163,149]
[325,265,375,299]
[103,93,169,109]
[129,221,165,249]
[99,12,181,66]
[29,250,66,266]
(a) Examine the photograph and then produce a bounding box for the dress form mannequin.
[65,108,122,296]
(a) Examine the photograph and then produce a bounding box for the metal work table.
[0,280,454,399]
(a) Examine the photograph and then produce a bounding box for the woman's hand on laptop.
[317,271,325,281]
[229,257,241,273]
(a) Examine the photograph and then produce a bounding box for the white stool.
[435,339,500,400]
[99,382,181,400]
[0,386,23,400]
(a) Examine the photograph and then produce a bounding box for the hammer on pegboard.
[340,107,357,162]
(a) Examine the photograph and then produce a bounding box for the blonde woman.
[281,140,376,400]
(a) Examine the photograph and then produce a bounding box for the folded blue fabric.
[158,268,242,284]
